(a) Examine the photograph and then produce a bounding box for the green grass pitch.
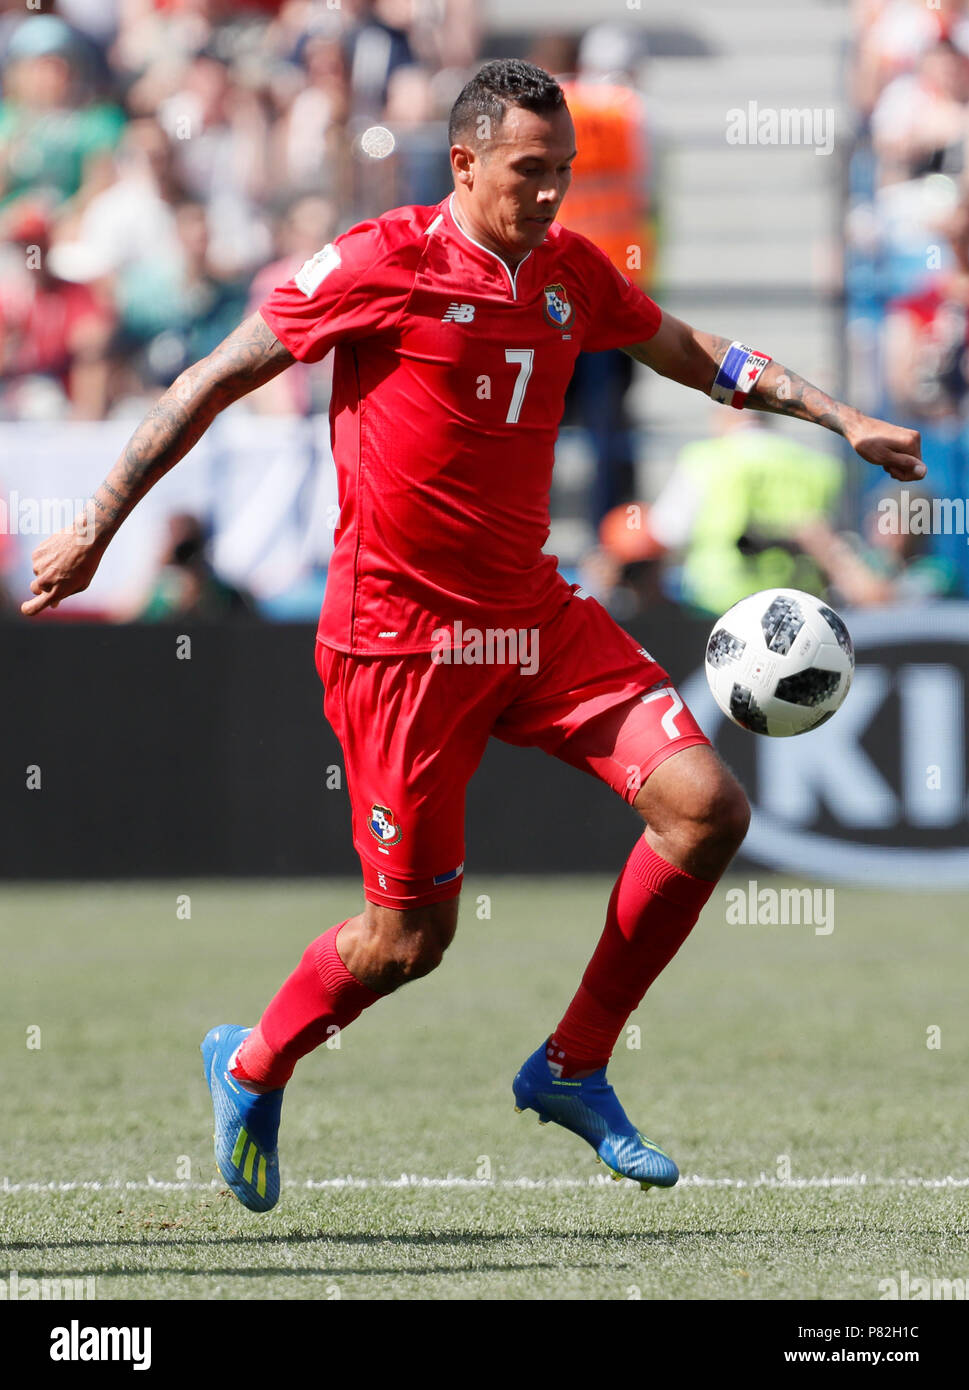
[1,876,966,1301]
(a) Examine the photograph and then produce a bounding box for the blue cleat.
[201,1025,283,1212]
[512,1042,679,1190]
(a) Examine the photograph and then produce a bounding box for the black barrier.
[2,605,968,883]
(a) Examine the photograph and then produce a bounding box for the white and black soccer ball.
[704,588,854,737]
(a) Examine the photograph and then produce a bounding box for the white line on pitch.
[2,1174,968,1194]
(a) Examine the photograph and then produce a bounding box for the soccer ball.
[704,588,854,737]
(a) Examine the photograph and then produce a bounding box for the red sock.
[547,838,717,1077]
[232,922,381,1089]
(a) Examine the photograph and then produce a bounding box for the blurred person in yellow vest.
[531,25,653,524]
[613,410,846,618]
[594,408,954,617]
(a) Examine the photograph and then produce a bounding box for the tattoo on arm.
[699,334,734,374]
[91,314,294,531]
[691,330,861,441]
[627,323,861,441]
[93,481,125,515]
[744,362,859,439]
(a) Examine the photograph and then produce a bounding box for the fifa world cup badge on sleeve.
[711,341,772,409]
[295,243,341,297]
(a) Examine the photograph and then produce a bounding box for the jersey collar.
[442,193,534,301]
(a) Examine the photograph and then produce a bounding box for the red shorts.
[316,587,710,908]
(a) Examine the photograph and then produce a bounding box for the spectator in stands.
[137,512,257,622]
[157,49,272,277]
[76,117,186,275]
[611,411,845,619]
[871,37,969,183]
[882,197,969,592]
[52,0,122,57]
[594,412,950,613]
[382,63,451,208]
[855,0,969,118]
[274,31,351,202]
[579,501,672,622]
[0,13,126,212]
[341,0,416,122]
[114,197,249,386]
[112,0,216,86]
[796,490,961,602]
[0,201,114,419]
[245,194,337,414]
[413,0,478,73]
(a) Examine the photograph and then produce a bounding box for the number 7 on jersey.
[504,348,534,424]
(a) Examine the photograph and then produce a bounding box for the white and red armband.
[711,341,772,409]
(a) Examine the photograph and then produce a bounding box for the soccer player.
[23,60,924,1211]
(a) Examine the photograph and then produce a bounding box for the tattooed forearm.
[683,330,865,443]
[92,480,125,515]
[743,361,863,440]
[89,314,294,534]
[695,333,734,376]
[625,317,924,483]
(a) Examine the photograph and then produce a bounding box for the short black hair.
[448,59,566,148]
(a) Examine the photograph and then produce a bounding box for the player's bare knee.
[637,756,749,872]
[361,896,458,989]
[394,938,445,982]
[698,777,750,857]
[394,904,456,981]
[677,760,747,834]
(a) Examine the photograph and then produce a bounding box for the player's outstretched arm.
[624,311,925,484]
[21,313,295,616]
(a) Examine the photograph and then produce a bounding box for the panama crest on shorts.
[543,283,573,328]
[368,803,402,846]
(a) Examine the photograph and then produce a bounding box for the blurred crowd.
[583,410,955,626]
[0,1,659,620]
[1,0,962,624]
[0,0,477,423]
[843,0,969,600]
[0,0,473,617]
[586,0,969,622]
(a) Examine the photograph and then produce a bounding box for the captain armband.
[711,342,772,409]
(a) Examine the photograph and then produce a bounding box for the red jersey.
[0,275,110,386]
[258,192,662,654]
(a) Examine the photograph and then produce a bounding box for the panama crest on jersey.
[543,283,573,328]
[368,803,402,846]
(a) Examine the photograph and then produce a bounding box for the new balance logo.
[442,302,475,322]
